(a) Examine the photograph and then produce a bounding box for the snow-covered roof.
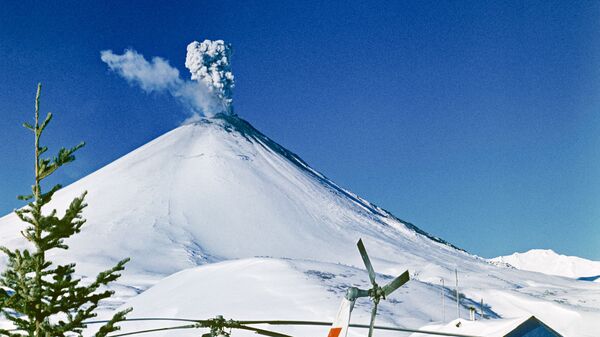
[410,316,562,337]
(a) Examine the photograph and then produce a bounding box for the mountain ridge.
[214,113,463,251]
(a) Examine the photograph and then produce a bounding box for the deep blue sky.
[1,1,599,260]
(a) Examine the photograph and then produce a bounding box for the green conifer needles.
[0,84,131,337]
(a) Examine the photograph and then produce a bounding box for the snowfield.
[104,257,600,337]
[0,114,598,336]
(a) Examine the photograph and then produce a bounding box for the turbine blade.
[357,239,376,286]
[382,270,410,297]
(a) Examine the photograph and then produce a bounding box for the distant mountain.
[490,249,600,280]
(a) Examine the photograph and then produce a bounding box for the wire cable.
[107,323,198,337]
[85,317,203,325]
[82,317,482,337]
[238,320,481,337]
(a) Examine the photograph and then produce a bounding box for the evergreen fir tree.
[0,84,131,337]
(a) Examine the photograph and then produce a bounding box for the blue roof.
[505,316,562,337]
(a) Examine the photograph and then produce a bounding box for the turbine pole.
[368,298,379,337]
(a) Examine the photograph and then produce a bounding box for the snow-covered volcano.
[0,114,465,279]
[0,114,599,336]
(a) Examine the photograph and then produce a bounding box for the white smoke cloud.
[185,40,235,114]
[100,50,181,93]
[100,41,235,119]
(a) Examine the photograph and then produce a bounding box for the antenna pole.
[480,298,484,319]
[440,278,445,323]
[455,269,460,319]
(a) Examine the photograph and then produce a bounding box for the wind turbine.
[327,239,410,337]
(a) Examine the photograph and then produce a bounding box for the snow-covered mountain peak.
[517,249,557,256]
[490,249,600,280]
[0,114,463,279]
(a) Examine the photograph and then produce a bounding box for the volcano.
[0,114,598,336]
[0,114,466,277]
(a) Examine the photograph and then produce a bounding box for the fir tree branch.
[0,84,131,337]
[94,308,132,337]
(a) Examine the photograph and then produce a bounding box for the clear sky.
[1,1,599,260]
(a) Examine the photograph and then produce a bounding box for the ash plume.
[185,40,235,114]
[100,39,235,120]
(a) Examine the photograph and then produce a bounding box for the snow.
[107,257,600,337]
[0,114,599,336]
[490,249,600,280]
[110,257,464,336]
[410,317,539,337]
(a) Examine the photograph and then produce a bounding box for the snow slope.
[108,258,436,337]
[111,257,600,337]
[490,249,600,280]
[0,114,598,336]
[106,257,599,337]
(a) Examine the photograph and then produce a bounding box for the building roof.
[410,316,563,337]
